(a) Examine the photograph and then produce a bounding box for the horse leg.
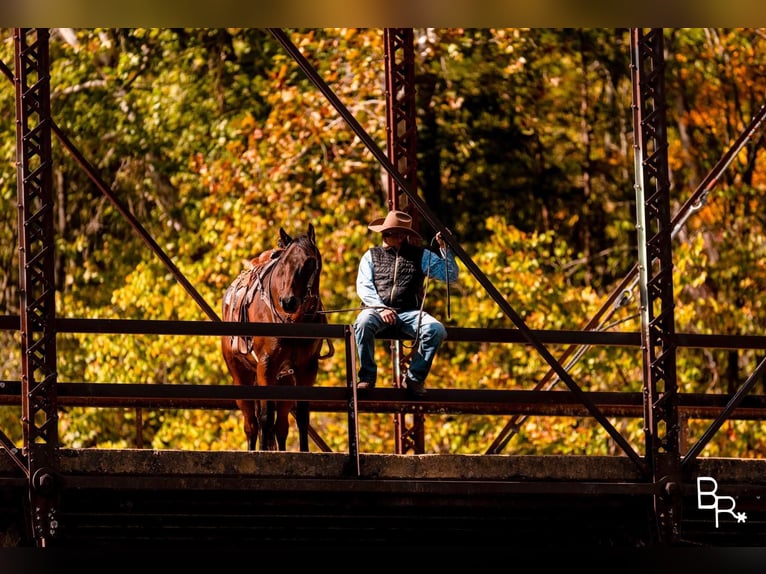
[236,398,259,451]
[295,400,309,452]
[293,359,319,452]
[274,400,295,451]
[256,356,279,450]
[259,399,278,451]
[223,342,259,451]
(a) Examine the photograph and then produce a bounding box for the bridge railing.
[3,315,766,475]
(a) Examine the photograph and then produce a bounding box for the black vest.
[369,243,425,311]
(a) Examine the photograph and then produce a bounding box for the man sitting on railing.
[353,210,458,397]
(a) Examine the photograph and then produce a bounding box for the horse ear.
[278,227,292,248]
[308,223,315,243]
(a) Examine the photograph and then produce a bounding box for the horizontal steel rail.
[4,315,766,349]
[2,382,766,420]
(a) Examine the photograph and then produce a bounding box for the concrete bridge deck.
[3,449,766,549]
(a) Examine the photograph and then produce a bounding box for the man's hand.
[379,308,397,324]
[436,232,447,251]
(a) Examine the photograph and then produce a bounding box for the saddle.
[223,251,281,355]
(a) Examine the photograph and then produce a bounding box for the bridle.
[258,238,334,360]
[262,239,321,323]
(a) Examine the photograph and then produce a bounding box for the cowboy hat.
[368,210,422,239]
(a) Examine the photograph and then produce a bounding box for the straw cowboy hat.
[368,210,422,239]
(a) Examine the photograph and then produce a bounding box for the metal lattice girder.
[384,28,418,213]
[630,27,681,545]
[631,28,680,461]
[14,27,60,545]
[383,29,424,454]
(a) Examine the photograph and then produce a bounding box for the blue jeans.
[353,308,447,386]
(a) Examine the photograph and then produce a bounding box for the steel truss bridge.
[2,28,766,551]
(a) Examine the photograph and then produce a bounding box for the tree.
[2,28,766,457]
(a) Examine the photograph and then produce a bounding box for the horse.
[221,223,333,451]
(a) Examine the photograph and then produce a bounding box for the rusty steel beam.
[4,382,766,425]
[631,27,681,546]
[384,28,418,216]
[9,313,766,349]
[383,28,424,455]
[343,324,361,472]
[13,27,60,546]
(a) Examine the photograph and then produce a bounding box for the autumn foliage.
[2,28,766,457]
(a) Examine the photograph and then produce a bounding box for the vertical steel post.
[630,28,681,545]
[14,28,60,546]
[384,28,424,454]
[345,325,361,475]
[384,28,418,214]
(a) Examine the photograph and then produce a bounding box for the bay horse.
[221,223,333,451]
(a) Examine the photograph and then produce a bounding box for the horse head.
[272,223,321,321]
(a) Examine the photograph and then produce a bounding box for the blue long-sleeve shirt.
[356,244,458,309]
